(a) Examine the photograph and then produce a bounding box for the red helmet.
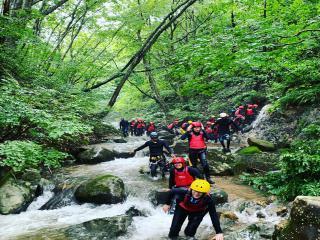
[206,121,212,125]
[253,104,258,108]
[239,106,244,109]
[172,157,186,165]
[247,104,253,108]
[150,122,154,124]
[192,122,202,127]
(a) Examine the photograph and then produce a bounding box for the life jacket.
[246,108,254,116]
[148,124,155,132]
[130,121,136,127]
[174,167,194,187]
[137,122,144,128]
[189,132,206,149]
[179,192,208,212]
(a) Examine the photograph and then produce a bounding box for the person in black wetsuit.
[163,179,223,240]
[133,132,175,178]
[213,113,242,153]
[119,118,129,137]
[181,122,214,184]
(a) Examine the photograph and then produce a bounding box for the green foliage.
[0,141,68,172]
[241,124,320,200]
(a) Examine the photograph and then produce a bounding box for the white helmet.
[219,113,228,118]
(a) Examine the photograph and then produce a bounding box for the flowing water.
[0,135,287,240]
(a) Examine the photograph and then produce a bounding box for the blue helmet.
[150,132,158,139]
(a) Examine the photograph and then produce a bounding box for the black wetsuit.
[213,117,240,150]
[134,140,173,177]
[166,188,222,238]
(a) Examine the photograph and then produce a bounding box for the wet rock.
[158,131,176,145]
[221,211,239,221]
[210,188,228,204]
[111,138,127,143]
[248,137,276,152]
[207,149,235,163]
[75,175,126,204]
[65,215,132,239]
[21,169,41,184]
[275,207,288,217]
[77,146,134,164]
[40,187,75,210]
[172,140,188,155]
[272,196,320,240]
[0,178,40,214]
[210,162,233,176]
[232,152,279,174]
[256,211,266,218]
[125,206,147,217]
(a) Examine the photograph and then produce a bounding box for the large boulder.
[158,130,176,145]
[65,215,132,239]
[207,149,235,164]
[210,162,233,176]
[232,152,279,174]
[77,145,134,164]
[248,137,276,152]
[0,178,41,214]
[172,140,189,155]
[272,196,320,240]
[75,175,126,204]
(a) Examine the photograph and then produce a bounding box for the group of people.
[132,122,225,239]
[231,103,259,127]
[119,118,156,137]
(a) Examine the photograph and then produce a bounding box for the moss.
[238,146,262,155]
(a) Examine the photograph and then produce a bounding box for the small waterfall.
[251,104,272,130]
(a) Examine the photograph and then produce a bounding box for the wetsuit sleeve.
[165,188,188,205]
[163,140,173,154]
[134,141,149,152]
[181,131,191,140]
[168,168,175,189]
[188,167,201,179]
[207,198,223,234]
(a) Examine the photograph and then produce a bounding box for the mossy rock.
[272,196,320,240]
[248,137,276,152]
[75,175,126,204]
[238,146,262,155]
[210,188,228,204]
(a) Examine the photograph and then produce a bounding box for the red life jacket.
[148,124,155,132]
[189,132,206,149]
[179,193,208,212]
[205,126,213,134]
[130,121,136,127]
[174,167,194,187]
[246,108,254,116]
[137,123,144,128]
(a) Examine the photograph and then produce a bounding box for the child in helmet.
[133,132,174,179]
[163,179,223,240]
[181,122,214,184]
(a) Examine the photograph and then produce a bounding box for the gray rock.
[75,175,126,204]
[248,137,276,151]
[210,162,233,176]
[0,178,39,214]
[272,196,320,240]
[172,140,189,155]
[65,215,132,239]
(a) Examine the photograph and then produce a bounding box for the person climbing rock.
[133,132,174,179]
[205,121,214,141]
[245,104,255,124]
[119,118,129,137]
[234,105,245,127]
[135,118,145,136]
[168,157,201,214]
[146,122,156,136]
[181,122,214,184]
[163,179,223,240]
[213,113,241,153]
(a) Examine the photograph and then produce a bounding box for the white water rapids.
[0,135,285,240]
